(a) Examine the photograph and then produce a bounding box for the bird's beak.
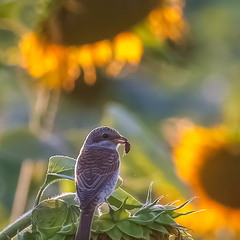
[114,135,131,154]
[115,135,128,144]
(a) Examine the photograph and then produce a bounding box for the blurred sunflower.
[19,0,187,90]
[148,0,187,42]
[20,32,142,89]
[164,119,240,237]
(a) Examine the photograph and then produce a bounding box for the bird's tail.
[75,208,95,240]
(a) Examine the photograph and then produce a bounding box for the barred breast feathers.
[76,146,120,209]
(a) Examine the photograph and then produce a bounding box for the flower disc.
[41,0,158,45]
[199,144,240,209]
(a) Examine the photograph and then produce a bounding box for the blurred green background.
[1,0,240,239]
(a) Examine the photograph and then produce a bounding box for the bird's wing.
[76,146,119,209]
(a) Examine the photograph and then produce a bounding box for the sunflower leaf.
[171,209,204,219]
[34,156,76,206]
[97,219,116,232]
[47,155,76,180]
[142,226,151,239]
[57,223,76,235]
[108,188,142,210]
[107,227,123,240]
[135,195,165,216]
[129,211,164,225]
[145,182,153,205]
[32,199,68,239]
[116,220,144,238]
[146,222,169,234]
[164,197,197,212]
[17,232,39,240]
[155,213,178,226]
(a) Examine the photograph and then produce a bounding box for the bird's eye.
[102,133,109,139]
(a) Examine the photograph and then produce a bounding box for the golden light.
[19,0,187,90]
[20,32,143,89]
[149,7,186,42]
[91,40,112,66]
[113,32,143,64]
[167,119,240,236]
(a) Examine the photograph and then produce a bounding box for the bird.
[75,126,130,240]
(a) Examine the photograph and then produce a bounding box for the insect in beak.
[115,136,130,154]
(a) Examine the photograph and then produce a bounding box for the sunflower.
[166,119,240,236]
[19,0,187,90]
[20,32,142,89]
[148,0,187,42]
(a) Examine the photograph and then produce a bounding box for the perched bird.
[75,126,130,240]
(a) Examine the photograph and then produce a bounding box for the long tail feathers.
[75,208,95,240]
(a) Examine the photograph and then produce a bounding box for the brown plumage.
[75,126,130,240]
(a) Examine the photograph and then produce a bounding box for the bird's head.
[84,126,130,153]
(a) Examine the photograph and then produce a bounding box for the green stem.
[32,179,48,233]
[0,210,32,240]
[33,180,48,208]
[29,87,60,135]
[42,88,61,133]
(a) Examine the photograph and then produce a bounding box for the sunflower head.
[19,0,188,90]
[19,32,143,89]
[165,119,240,234]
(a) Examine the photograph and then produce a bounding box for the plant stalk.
[0,210,32,240]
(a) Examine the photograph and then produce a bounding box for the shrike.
[75,126,130,240]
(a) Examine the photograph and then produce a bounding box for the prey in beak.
[115,135,131,154]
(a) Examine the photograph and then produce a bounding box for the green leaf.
[92,216,99,232]
[47,155,76,180]
[164,197,197,212]
[65,205,80,223]
[122,234,130,240]
[32,200,68,228]
[145,182,153,205]
[98,219,115,232]
[32,199,68,239]
[47,234,66,240]
[135,196,165,216]
[129,211,164,225]
[110,198,131,221]
[54,193,78,206]
[34,156,76,205]
[112,208,131,222]
[106,227,123,240]
[92,213,116,232]
[146,222,169,234]
[58,205,79,235]
[57,223,76,235]
[142,226,151,240]
[17,232,39,240]
[171,210,202,219]
[155,213,178,226]
[108,188,142,210]
[116,220,144,238]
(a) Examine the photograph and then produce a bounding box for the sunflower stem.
[29,86,60,134]
[0,210,32,240]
